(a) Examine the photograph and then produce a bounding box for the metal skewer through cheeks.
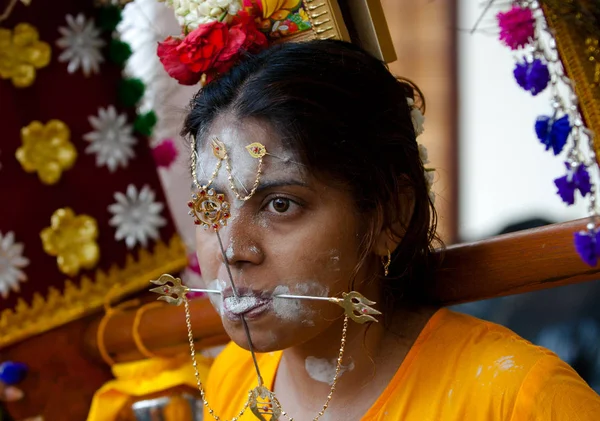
[151,274,381,324]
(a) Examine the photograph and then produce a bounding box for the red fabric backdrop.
[0,0,179,326]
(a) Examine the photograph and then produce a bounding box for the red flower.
[212,12,268,76]
[157,11,269,85]
[157,36,202,85]
[232,11,268,54]
[178,21,229,72]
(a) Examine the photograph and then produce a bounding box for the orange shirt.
[204,309,600,420]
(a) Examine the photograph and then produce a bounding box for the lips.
[222,288,272,320]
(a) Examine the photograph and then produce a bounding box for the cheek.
[194,228,220,284]
[271,282,330,326]
[270,220,361,286]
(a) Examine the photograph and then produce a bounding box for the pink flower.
[497,6,535,50]
[152,138,178,168]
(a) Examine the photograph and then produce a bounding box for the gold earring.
[382,249,391,276]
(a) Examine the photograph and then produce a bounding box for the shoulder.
[425,309,555,365]
[404,309,600,419]
[510,353,600,420]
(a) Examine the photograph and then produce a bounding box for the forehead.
[199,113,289,157]
[194,113,306,189]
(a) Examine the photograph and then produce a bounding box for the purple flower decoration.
[514,59,550,95]
[497,6,535,50]
[535,114,571,155]
[0,361,27,385]
[574,229,600,266]
[554,163,592,205]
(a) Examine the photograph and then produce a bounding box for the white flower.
[108,184,167,249]
[84,106,137,172]
[56,14,105,77]
[406,97,425,137]
[424,169,435,189]
[161,0,242,30]
[0,231,29,299]
[418,143,429,165]
[424,169,436,204]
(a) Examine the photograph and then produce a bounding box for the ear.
[373,189,415,257]
[373,225,401,257]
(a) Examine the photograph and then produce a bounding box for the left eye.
[269,197,291,213]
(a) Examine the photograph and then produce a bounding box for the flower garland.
[156,0,271,85]
[496,1,600,265]
[95,3,158,139]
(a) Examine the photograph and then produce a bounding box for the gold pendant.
[187,188,231,231]
[249,385,281,421]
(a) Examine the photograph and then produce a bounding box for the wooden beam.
[85,218,599,363]
[430,218,600,305]
[83,297,229,363]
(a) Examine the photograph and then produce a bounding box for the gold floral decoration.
[40,208,100,276]
[0,22,51,88]
[16,120,77,185]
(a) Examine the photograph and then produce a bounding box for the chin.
[223,316,310,353]
[228,328,287,353]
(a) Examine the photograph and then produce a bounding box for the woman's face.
[193,114,373,352]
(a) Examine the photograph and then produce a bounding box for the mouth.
[222,288,272,321]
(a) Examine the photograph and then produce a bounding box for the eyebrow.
[211,179,310,196]
[253,179,310,194]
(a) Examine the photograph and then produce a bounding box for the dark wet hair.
[182,39,439,312]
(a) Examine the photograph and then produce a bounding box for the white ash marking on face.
[206,278,225,315]
[272,282,329,326]
[225,239,235,261]
[304,356,355,385]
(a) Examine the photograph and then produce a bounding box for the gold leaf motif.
[0,235,188,349]
[249,385,281,421]
[0,23,51,88]
[16,119,77,185]
[211,138,227,159]
[150,273,189,306]
[339,291,382,324]
[40,208,100,277]
[246,142,267,159]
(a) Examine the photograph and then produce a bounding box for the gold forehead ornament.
[188,138,267,231]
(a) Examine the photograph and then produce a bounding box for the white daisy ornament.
[0,231,29,299]
[84,106,137,172]
[56,14,105,76]
[108,185,167,249]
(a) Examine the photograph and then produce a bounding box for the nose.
[218,216,265,267]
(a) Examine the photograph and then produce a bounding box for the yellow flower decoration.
[0,23,51,88]
[16,120,77,185]
[40,208,100,277]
